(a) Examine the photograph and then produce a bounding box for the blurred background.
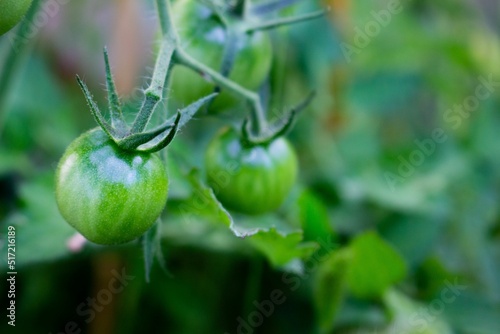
[1,0,500,333]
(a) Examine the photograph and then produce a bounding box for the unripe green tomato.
[0,0,32,36]
[170,0,273,114]
[55,128,169,245]
[205,128,298,215]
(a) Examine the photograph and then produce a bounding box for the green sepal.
[242,91,315,146]
[116,121,174,151]
[141,219,171,282]
[76,75,120,141]
[136,112,181,153]
[169,92,218,130]
[103,47,128,135]
[137,93,217,152]
[117,90,214,150]
[130,93,161,134]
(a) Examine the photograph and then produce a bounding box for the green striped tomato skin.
[55,128,168,245]
[206,128,298,215]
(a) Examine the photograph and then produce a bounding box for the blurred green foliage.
[1,0,500,333]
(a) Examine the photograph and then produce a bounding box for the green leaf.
[76,75,118,141]
[347,231,407,298]
[0,173,75,269]
[379,216,445,268]
[176,169,234,229]
[298,189,333,242]
[441,291,500,333]
[142,222,156,283]
[173,170,318,268]
[141,219,170,283]
[314,250,350,333]
[248,228,318,268]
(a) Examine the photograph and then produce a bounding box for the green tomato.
[205,128,298,215]
[170,0,272,114]
[55,128,168,245]
[0,0,32,36]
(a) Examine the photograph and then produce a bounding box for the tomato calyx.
[209,0,323,142]
[241,91,315,147]
[77,47,217,154]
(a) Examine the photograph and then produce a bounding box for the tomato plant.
[49,0,314,245]
[2,0,498,333]
[205,128,298,214]
[0,0,32,35]
[48,0,318,245]
[55,128,169,245]
[170,0,272,114]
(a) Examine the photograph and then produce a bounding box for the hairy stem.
[130,36,175,133]
[128,0,179,134]
[152,0,267,134]
[155,0,177,40]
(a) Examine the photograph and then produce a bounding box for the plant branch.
[174,47,267,134]
[155,0,177,40]
[130,36,175,133]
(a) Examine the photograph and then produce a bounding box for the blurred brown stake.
[109,0,145,97]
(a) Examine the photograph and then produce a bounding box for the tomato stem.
[151,0,267,135]
[126,0,179,135]
[174,47,267,134]
[139,0,321,142]
[130,36,175,134]
[155,0,178,40]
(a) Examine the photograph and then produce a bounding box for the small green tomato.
[55,128,169,245]
[205,128,298,215]
[0,0,33,36]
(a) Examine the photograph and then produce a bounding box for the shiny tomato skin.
[0,0,32,36]
[170,0,272,114]
[55,128,168,245]
[205,128,298,215]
